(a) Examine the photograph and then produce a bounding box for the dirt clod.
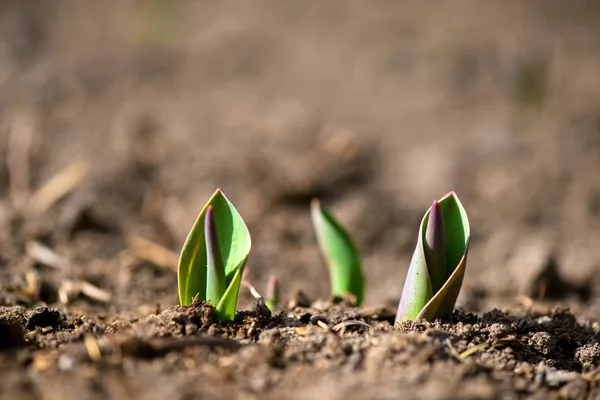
[0,312,27,350]
[575,343,600,371]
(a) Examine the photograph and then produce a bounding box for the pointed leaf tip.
[396,191,470,323]
[177,188,251,322]
[312,201,365,305]
[438,191,455,201]
[267,274,278,290]
[311,198,321,210]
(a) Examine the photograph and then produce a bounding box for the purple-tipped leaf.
[396,192,470,323]
[177,189,251,322]
[424,200,447,294]
[205,206,226,306]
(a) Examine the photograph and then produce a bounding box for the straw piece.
[128,235,178,272]
[29,159,89,214]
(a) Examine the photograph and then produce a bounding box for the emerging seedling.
[265,274,279,311]
[311,199,365,305]
[178,189,251,322]
[396,192,470,322]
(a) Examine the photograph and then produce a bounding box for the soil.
[1,1,600,399]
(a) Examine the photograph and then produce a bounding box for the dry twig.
[29,159,89,214]
[26,241,69,269]
[127,235,178,272]
[332,320,371,334]
[7,113,35,208]
[59,280,111,304]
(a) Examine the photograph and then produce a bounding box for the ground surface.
[1,1,600,399]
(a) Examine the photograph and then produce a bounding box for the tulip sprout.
[178,189,251,322]
[265,274,279,311]
[311,199,365,305]
[396,192,470,322]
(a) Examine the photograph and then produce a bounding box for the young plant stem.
[265,274,279,311]
[423,200,447,294]
[205,206,226,306]
[311,199,364,305]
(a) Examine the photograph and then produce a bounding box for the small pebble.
[185,324,198,335]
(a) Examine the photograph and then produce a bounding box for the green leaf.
[395,224,433,321]
[417,242,469,320]
[216,263,246,321]
[178,189,251,322]
[396,192,470,322]
[311,199,365,306]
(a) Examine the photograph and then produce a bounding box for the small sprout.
[311,199,365,306]
[396,192,470,322]
[178,189,251,322]
[265,274,279,312]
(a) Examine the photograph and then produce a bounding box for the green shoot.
[265,274,279,311]
[311,199,365,306]
[178,189,251,322]
[396,192,470,322]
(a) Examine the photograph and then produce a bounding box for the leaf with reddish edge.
[417,241,469,320]
[177,189,251,322]
[396,192,470,322]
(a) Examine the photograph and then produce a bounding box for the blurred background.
[1,0,600,318]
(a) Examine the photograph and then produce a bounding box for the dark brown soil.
[1,1,600,399]
[1,301,599,399]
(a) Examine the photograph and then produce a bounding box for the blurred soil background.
[1,1,600,399]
